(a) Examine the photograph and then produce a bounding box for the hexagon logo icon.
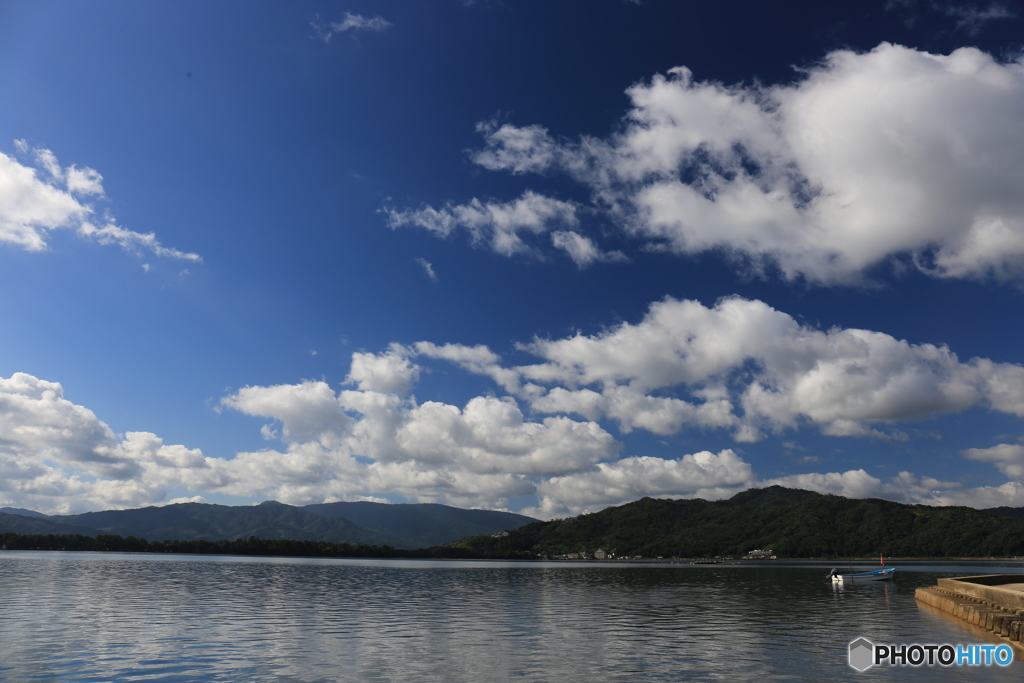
[849,637,874,671]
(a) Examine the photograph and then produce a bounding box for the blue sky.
[3,0,1024,516]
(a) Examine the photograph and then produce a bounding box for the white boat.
[830,567,895,583]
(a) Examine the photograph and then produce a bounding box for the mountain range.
[6,489,1024,558]
[0,501,535,549]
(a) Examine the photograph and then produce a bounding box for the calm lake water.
[0,552,1022,681]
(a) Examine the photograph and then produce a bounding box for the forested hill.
[0,511,96,537]
[449,487,1024,558]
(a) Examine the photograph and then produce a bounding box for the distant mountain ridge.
[984,506,1024,520]
[0,511,97,536]
[52,501,394,545]
[0,501,536,549]
[304,501,534,548]
[0,507,48,518]
[6,490,1024,559]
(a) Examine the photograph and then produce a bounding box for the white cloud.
[913,481,1024,508]
[963,443,1024,479]
[0,373,227,513]
[412,341,521,392]
[65,165,105,196]
[725,465,1024,512]
[312,12,391,43]
[529,449,753,518]
[550,230,627,268]
[221,380,355,446]
[0,150,88,250]
[0,372,130,478]
[472,121,559,175]
[749,467,1024,510]
[78,221,202,262]
[345,344,420,395]
[12,291,1024,517]
[166,495,207,505]
[0,142,200,262]
[470,44,1024,283]
[6,360,1024,519]
[385,191,579,259]
[392,397,618,475]
[416,257,438,282]
[281,298,1024,446]
[515,296,1024,440]
[211,382,620,511]
[531,385,737,436]
[208,346,621,509]
[760,469,884,499]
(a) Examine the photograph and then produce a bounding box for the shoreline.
[3,546,1024,564]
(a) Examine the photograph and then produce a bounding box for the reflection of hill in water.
[4,554,1014,681]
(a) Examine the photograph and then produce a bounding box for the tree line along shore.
[4,487,1024,560]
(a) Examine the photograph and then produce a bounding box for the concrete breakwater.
[915,575,1024,646]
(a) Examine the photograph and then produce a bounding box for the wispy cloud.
[312,12,391,43]
[943,2,1016,35]
[550,230,627,268]
[416,257,439,282]
[385,191,579,260]
[1,141,200,263]
[885,1,1016,34]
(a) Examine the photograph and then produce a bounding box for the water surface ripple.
[1,552,1021,681]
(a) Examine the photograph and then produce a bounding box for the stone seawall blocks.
[915,577,1024,645]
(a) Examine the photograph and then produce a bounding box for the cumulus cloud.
[412,341,521,392]
[260,297,1024,446]
[510,296,1024,440]
[7,356,1024,518]
[166,495,207,505]
[0,373,226,513]
[0,141,200,262]
[0,356,741,517]
[750,467,1024,509]
[8,288,1024,516]
[204,298,1024,514]
[529,449,753,518]
[221,380,355,446]
[345,344,420,395]
[0,372,130,478]
[468,44,1024,283]
[963,443,1024,479]
[531,385,737,436]
[312,12,391,42]
[760,469,884,500]
[385,191,579,259]
[0,369,542,513]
